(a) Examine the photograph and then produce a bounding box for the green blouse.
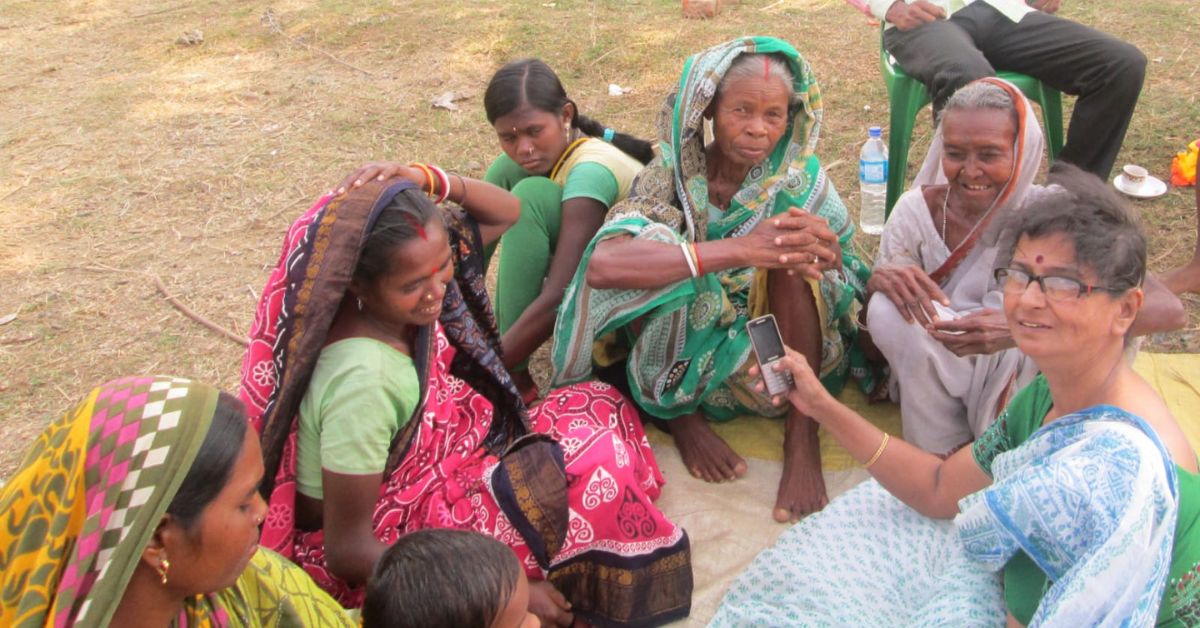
[972,375,1200,626]
[296,337,419,499]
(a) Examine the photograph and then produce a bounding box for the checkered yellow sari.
[0,376,353,627]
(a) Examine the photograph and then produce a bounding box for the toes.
[732,459,749,478]
[773,506,793,523]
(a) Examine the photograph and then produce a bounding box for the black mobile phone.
[746,314,794,396]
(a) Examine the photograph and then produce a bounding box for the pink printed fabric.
[240,182,692,623]
[262,323,681,607]
[239,193,333,427]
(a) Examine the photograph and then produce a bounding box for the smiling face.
[1003,233,1138,367]
[354,217,454,334]
[160,427,266,594]
[940,107,1017,216]
[710,73,791,169]
[493,103,573,176]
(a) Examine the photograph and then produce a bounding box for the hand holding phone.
[747,314,795,396]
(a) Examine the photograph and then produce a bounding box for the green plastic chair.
[879,44,1065,218]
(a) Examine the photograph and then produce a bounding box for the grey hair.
[943,81,1017,127]
[718,53,800,108]
[999,163,1146,293]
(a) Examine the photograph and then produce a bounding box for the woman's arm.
[443,173,519,247]
[501,196,607,369]
[586,211,838,290]
[334,162,520,247]
[1130,273,1186,335]
[320,471,388,586]
[764,348,992,518]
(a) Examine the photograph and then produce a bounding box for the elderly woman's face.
[941,108,1016,214]
[1002,233,1131,365]
[710,74,791,169]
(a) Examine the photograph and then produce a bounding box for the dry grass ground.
[1,0,1197,479]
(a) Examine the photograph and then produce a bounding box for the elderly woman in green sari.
[551,37,871,521]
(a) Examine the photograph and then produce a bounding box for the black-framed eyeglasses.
[993,267,1123,301]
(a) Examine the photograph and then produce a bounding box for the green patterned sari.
[551,36,870,421]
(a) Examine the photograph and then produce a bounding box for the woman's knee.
[865,293,913,356]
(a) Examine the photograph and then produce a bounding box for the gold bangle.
[408,162,435,196]
[864,432,890,468]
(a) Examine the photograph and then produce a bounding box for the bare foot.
[1162,260,1200,295]
[774,415,828,522]
[529,580,574,627]
[670,411,747,482]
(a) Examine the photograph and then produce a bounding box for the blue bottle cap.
[868,126,882,138]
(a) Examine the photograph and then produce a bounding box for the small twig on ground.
[247,284,260,302]
[53,383,73,403]
[128,4,190,19]
[825,159,846,171]
[760,0,788,11]
[261,8,376,77]
[154,275,248,347]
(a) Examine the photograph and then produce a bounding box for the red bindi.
[1035,254,1044,263]
[429,265,439,278]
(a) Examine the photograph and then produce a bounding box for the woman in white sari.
[866,78,1182,454]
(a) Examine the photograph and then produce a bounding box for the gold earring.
[158,557,171,585]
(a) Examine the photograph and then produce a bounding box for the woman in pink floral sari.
[239,168,691,627]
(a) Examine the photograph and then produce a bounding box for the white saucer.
[1113,173,1167,199]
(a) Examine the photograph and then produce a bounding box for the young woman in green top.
[482,58,654,400]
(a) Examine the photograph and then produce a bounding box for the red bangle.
[691,242,704,275]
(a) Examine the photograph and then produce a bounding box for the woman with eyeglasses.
[713,163,1200,626]
[861,78,1182,455]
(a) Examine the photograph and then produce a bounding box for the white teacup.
[1122,164,1148,191]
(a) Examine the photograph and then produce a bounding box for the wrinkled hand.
[750,347,836,419]
[884,0,946,30]
[867,264,948,325]
[333,162,423,195]
[787,208,843,274]
[926,308,1015,356]
[741,210,840,280]
[1027,0,1061,13]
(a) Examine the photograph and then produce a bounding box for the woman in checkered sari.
[0,376,354,627]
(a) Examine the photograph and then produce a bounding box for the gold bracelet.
[864,432,890,468]
[453,173,468,206]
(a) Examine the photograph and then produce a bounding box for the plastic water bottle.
[859,126,888,236]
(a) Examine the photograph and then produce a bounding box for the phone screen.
[747,316,786,362]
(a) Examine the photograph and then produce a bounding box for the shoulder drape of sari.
[550,36,871,420]
[181,548,354,628]
[956,406,1179,626]
[906,76,1046,284]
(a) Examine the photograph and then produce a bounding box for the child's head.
[362,529,539,628]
